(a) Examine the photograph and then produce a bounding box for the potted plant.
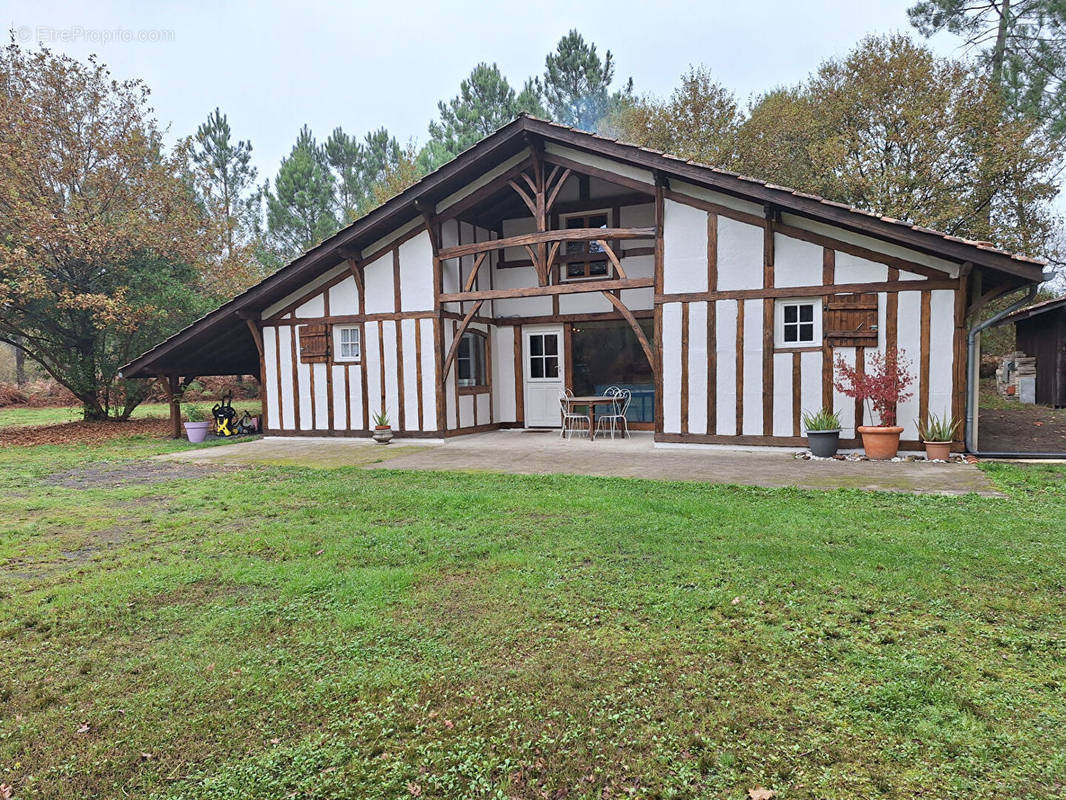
[802,408,842,458]
[372,409,393,444]
[917,412,960,461]
[834,347,915,460]
[183,405,212,443]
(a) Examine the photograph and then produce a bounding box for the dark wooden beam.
[439,276,653,304]
[440,301,484,385]
[437,227,656,261]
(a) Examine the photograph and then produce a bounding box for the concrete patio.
[156,430,1002,496]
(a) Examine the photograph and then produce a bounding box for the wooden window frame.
[457,329,488,391]
[559,209,614,282]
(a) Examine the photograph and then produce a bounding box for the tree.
[603,66,740,166]
[909,0,1066,132]
[185,108,264,294]
[733,35,1061,259]
[0,40,209,420]
[324,127,364,224]
[265,126,339,259]
[422,62,545,171]
[542,30,632,131]
[370,141,425,206]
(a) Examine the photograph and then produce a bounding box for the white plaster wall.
[661,303,683,433]
[833,347,857,437]
[331,364,347,429]
[717,217,763,291]
[399,232,435,312]
[364,322,382,423]
[663,199,708,294]
[477,392,491,425]
[896,291,923,438]
[263,327,280,428]
[492,325,517,423]
[687,302,709,435]
[774,235,822,288]
[459,394,475,428]
[277,326,295,430]
[381,321,400,429]
[443,324,457,430]
[295,293,325,318]
[313,362,329,430]
[262,263,347,319]
[800,350,823,427]
[363,253,394,314]
[328,276,359,315]
[715,300,738,436]
[928,290,956,427]
[400,319,420,430]
[543,143,655,188]
[772,353,792,437]
[670,180,765,219]
[835,252,888,284]
[742,299,764,436]
[420,321,438,431]
[559,293,613,315]
[347,365,364,430]
[296,358,312,430]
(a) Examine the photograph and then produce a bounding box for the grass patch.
[0,401,261,429]
[1,436,1065,798]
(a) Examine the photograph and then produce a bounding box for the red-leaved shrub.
[834,347,915,426]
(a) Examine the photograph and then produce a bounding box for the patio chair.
[558,389,591,440]
[595,387,631,439]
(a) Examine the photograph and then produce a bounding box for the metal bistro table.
[567,395,620,441]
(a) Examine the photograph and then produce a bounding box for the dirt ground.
[979,405,1066,452]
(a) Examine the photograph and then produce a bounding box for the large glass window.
[457,331,487,388]
[570,319,655,423]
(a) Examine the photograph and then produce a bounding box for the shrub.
[834,347,915,426]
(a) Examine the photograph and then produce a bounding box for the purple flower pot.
[183,421,212,443]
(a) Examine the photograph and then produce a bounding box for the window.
[457,331,487,388]
[775,300,821,347]
[528,332,559,379]
[562,211,611,280]
[333,325,361,362]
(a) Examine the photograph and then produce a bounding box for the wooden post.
[164,374,181,439]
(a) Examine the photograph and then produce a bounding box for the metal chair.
[595,387,631,439]
[558,389,591,440]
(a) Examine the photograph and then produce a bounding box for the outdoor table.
[566,395,619,441]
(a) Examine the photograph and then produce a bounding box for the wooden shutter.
[298,323,330,363]
[824,293,878,347]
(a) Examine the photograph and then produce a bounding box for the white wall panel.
[742,299,764,436]
[295,293,325,318]
[492,326,516,423]
[443,324,457,430]
[835,252,888,284]
[477,392,491,425]
[364,322,382,424]
[420,321,438,431]
[661,303,683,433]
[772,353,792,437]
[401,319,419,430]
[459,394,475,428]
[717,217,763,291]
[381,321,400,428]
[277,326,295,430]
[800,350,822,427]
[774,234,822,288]
[834,347,857,437]
[896,291,922,438]
[363,253,394,314]
[263,327,280,428]
[687,302,708,435]
[328,276,359,315]
[663,199,708,294]
[715,300,738,436]
[559,293,612,315]
[347,365,363,430]
[399,232,435,311]
[296,360,312,431]
[313,362,329,430]
[928,290,956,429]
[331,364,348,429]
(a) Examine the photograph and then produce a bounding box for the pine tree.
[324,127,364,224]
[422,62,545,170]
[266,126,339,258]
[542,30,632,131]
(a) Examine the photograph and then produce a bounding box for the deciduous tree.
[0,40,209,420]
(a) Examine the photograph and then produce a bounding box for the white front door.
[523,325,564,427]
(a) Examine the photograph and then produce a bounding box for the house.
[121,115,1046,450]
[1004,296,1066,408]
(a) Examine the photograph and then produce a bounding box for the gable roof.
[122,114,1047,378]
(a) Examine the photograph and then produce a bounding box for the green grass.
[2,434,1065,798]
[0,401,262,428]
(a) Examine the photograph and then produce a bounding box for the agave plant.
[917,412,960,443]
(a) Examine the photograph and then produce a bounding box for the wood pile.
[996,352,1037,403]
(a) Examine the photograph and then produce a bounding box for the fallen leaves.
[748,787,776,800]
[406,782,422,797]
[0,783,13,800]
[76,723,90,734]
[0,418,170,447]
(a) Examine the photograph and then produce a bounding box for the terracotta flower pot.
[923,441,952,461]
[857,425,903,460]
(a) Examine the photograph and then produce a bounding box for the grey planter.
[372,426,393,444]
[806,429,841,458]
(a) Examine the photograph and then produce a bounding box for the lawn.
[1,432,1065,799]
[0,401,261,429]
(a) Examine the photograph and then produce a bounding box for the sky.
[1,0,966,184]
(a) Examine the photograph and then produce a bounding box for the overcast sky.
[3,0,964,183]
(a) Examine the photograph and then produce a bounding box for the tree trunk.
[80,394,109,421]
[991,0,1012,90]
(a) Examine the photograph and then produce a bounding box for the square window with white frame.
[775,299,821,347]
[333,325,361,362]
